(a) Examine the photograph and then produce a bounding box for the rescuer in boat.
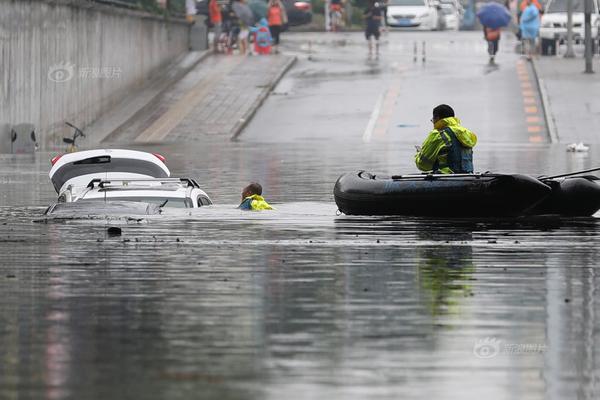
[239,182,274,210]
[415,104,478,174]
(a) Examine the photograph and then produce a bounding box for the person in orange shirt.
[209,0,223,52]
[518,0,542,22]
[267,0,288,54]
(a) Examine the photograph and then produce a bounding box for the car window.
[81,197,190,208]
[198,196,212,206]
[389,0,427,6]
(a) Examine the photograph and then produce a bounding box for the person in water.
[239,182,274,210]
[415,104,477,174]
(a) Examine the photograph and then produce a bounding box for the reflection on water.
[0,141,599,400]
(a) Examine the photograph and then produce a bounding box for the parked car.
[540,0,600,55]
[386,0,441,30]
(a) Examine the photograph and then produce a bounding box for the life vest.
[433,127,474,173]
[239,194,274,210]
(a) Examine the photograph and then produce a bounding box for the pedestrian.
[209,0,223,53]
[364,0,382,57]
[251,18,273,55]
[267,0,288,54]
[483,25,501,64]
[232,0,254,55]
[415,104,477,174]
[239,182,274,210]
[519,0,540,60]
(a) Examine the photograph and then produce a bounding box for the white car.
[540,0,600,55]
[61,177,213,208]
[386,0,441,30]
[48,149,212,209]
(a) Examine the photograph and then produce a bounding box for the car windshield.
[389,0,426,6]
[546,0,586,13]
[83,197,190,208]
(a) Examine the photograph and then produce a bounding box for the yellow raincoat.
[415,117,477,174]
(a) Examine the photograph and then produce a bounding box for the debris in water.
[107,227,122,236]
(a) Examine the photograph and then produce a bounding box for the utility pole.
[325,0,331,31]
[565,0,575,57]
[584,0,594,73]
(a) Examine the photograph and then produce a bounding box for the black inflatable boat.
[528,176,600,216]
[334,171,552,217]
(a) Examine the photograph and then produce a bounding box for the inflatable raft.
[528,176,600,216]
[334,171,552,217]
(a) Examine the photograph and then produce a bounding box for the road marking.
[517,60,548,143]
[529,135,544,143]
[525,106,538,114]
[363,93,384,143]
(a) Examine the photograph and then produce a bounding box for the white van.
[540,0,600,55]
[386,0,441,30]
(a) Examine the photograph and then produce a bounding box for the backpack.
[255,26,272,48]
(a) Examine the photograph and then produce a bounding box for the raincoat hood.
[434,117,477,148]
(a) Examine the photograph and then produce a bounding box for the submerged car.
[66,178,213,208]
[48,149,212,209]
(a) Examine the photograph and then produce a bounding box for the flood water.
[2,31,600,399]
[1,139,599,400]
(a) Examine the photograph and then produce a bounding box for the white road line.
[363,92,385,143]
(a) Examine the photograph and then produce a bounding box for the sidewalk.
[102,54,296,143]
[533,57,600,144]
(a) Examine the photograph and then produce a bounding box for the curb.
[230,56,297,141]
[530,58,559,143]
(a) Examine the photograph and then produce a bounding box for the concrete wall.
[0,0,191,151]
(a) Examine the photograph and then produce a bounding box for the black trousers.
[487,40,499,56]
[269,25,281,45]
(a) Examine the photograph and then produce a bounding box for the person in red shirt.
[209,0,223,52]
[267,0,288,53]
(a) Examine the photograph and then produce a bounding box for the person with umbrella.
[232,0,255,55]
[476,2,511,64]
[520,0,540,60]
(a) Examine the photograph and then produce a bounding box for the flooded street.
[1,31,600,400]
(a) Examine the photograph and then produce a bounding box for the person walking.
[415,104,478,174]
[364,0,382,57]
[267,0,287,54]
[483,26,501,63]
[209,0,223,52]
[520,0,540,60]
[232,0,254,55]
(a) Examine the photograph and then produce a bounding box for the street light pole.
[584,0,594,73]
[325,0,331,31]
[565,0,575,57]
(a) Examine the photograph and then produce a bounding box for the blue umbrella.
[477,2,511,29]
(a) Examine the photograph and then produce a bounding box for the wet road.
[1,31,600,400]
